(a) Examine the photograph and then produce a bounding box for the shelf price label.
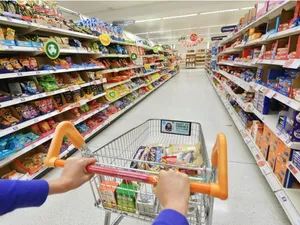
[68,85,80,92]
[283,59,300,69]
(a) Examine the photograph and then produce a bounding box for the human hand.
[154,170,190,216]
[48,157,96,195]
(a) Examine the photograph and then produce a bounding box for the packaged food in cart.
[45,119,228,225]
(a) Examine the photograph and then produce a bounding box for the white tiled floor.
[1,69,290,224]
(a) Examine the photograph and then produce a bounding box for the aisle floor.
[2,69,290,225]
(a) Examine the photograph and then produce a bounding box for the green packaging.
[116,183,137,213]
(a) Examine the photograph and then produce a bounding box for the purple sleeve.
[153,209,189,225]
[0,179,49,215]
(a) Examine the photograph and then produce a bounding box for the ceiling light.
[163,14,198,20]
[173,27,198,31]
[135,32,149,35]
[148,30,172,34]
[198,24,237,28]
[135,18,162,23]
[150,36,174,40]
[241,7,254,10]
[200,8,239,15]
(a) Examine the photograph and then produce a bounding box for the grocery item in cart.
[167,142,203,167]
[99,180,118,209]
[116,183,137,213]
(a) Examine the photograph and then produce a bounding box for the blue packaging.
[15,40,32,47]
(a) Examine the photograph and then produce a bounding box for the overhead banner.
[190,33,198,41]
[211,36,227,41]
[221,25,237,33]
[112,20,135,26]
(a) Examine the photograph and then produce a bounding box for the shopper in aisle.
[0,158,190,225]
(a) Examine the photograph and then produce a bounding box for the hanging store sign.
[221,25,237,33]
[130,53,138,60]
[99,34,111,46]
[153,46,160,53]
[45,40,60,59]
[211,36,227,41]
[112,20,135,26]
[190,33,198,41]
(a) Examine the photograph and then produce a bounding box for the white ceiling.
[59,1,257,45]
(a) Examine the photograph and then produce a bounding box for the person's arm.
[153,170,190,225]
[0,157,96,216]
[0,179,49,216]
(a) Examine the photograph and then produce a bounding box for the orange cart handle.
[44,121,85,167]
[45,122,228,200]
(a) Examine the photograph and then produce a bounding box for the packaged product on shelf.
[12,151,45,175]
[292,151,300,170]
[1,170,25,180]
[0,107,21,128]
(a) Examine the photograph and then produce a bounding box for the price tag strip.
[275,190,300,225]
[287,161,300,183]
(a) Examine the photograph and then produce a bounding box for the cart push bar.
[44,121,228,200]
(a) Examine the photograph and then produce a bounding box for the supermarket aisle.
[2,69,290,225]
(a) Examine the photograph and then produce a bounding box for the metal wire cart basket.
[45,119,228,225]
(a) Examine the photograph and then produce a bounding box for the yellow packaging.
[6,28,15,40]
[249,28,255,36]
[0,27,4,40]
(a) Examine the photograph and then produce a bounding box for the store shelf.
[104,79,132,89]
[142,54,159,58]
[217,60,258,68]
[217,48,242,56]
[0,92,106,139]
[215,69,253,91]
[0,65,141,79]
[215,69,300,150]
[276,189,300,225]
[219,0,296,46]
[0,79,107,108]
[286,161,300,183]
[207,71,300,224]
[256,59,286,66]
[249,82,300,111]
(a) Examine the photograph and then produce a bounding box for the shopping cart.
[45,119,228,225]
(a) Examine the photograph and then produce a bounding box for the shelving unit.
[205,49,212,75]
[185,51,196,69]
[0,3,180,181]
[195,49,206,67]
[206,70,300,225]
[211,1,300,224]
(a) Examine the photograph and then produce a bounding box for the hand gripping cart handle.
[44,121,228,200]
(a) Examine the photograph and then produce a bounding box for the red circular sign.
[190,33,198,41]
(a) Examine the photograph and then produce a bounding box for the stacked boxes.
[99,180,118,209]
[253,89,270,114]
[116,183,137,213]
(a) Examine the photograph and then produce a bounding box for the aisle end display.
[0,2,180,181]
[208,1,300,224]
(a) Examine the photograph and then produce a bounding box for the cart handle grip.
[44,121,85,167]
[45,122,228,200]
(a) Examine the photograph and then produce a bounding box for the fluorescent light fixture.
[198,24,236,28]
[163,14,198,20]
[241,6,254,10]
[150,36,175,40]
[173,27,198,31]
[200,8,239,15]
[135,18,162,23]
[135,32,149,35]
[148,30,172,34]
